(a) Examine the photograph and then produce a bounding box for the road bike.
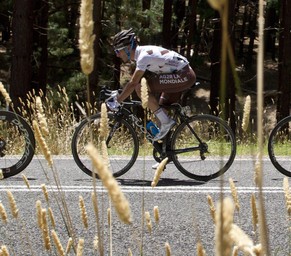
[0,109,35,178]
[72,83,236,182]
[268,115,291,177]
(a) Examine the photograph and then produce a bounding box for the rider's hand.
[106,90,120,111]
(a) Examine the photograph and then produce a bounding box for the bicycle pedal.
[152,162,167,170]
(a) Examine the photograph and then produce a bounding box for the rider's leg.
[136,65,196,140]
[135,82,175,141]
[158,92,182,106]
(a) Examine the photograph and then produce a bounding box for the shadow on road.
[118,178,206,186]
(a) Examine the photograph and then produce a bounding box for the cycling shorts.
[144,65,196,94]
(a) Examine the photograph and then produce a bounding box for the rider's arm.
[117,69,145,103]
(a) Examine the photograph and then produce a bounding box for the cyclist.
[107,28,196,141]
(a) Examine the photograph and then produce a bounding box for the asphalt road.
[0,156,290,256]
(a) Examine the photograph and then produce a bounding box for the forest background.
[0,0,290,133]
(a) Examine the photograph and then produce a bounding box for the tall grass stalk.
[30,97,79,252]
[207,1,231,254]
[86,143,132,224]
[256,0,270,254]
[140,77,149,255]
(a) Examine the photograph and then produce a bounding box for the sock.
[154,108,171,124]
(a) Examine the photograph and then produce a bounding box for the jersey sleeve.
[135,53,151,71]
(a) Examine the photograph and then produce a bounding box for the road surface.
[0,156,289,255]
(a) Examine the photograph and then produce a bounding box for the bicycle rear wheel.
[0,110,35,178]
[268,116,291,177]
[72,113,139,178]
[171,114,236,181]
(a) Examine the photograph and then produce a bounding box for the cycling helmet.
[113,28,136,50]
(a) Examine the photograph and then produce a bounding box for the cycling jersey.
[134,45,189,74]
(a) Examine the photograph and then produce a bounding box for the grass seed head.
[41,184,49,202]
[207,194,216,223]
[65,237,73,254]
[165,242,171,256]
[48,207,56,229]
[197,241,206,256]
[230,224,254,254]
[0,82,12,105]
[7,190,18,219]
[41,209,51,250]
[79,0,95,75]
[0,245,10,256]
[93,235,99,251]
[77,238,84,256]
[51,230,65,256]
[154,206,160,223]
[99,103,109,139]
[21,174,30,189]
[151,157,168,187]
[215,197,234,256]
[242,95,251,132]
[0,202,8,224]
[79,196,88,229]
[145,211,152,233]
[229,178,240,211]
[36,200,43,228]
[141,78,149,109]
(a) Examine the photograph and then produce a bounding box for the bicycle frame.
[112,102,157,143]
[111,100,206,161]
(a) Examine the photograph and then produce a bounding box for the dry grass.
[0,0,289,255]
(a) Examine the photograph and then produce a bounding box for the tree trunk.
[225,0,236,132]
[209,12,221,116]
[265,3,277,60]
[238,2,248,58]
[162,0,172,48]
[186,0,197,59]
[113,0,122,90]
[210,0,236,133]
[172,0,185,53]
[0,11,11,42]
[277,0,291,121]
[67,0,79,45]
[142,0,151,29]
[245,3,257,69]
[10,0,33,113]
[33,0,49,95]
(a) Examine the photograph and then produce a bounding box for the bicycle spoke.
[0,111,35,178]
[171,115,236,181]
[72,113,139,178]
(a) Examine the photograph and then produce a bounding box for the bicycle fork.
[183,120,209,160]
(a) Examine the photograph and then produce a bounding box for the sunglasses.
[114,46,127,55]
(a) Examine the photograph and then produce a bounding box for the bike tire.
[268,115,291,177]
[72,113,139,178]
[0,110,35,178]
[170,114,236,181]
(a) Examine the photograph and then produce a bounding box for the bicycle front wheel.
[72,113,139,178]
[268,116,291,177]
[171,114,236,181]
[0,110,35,178]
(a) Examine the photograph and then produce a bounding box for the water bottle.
[146,121,160,136]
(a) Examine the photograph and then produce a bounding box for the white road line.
[0,185,284,193]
